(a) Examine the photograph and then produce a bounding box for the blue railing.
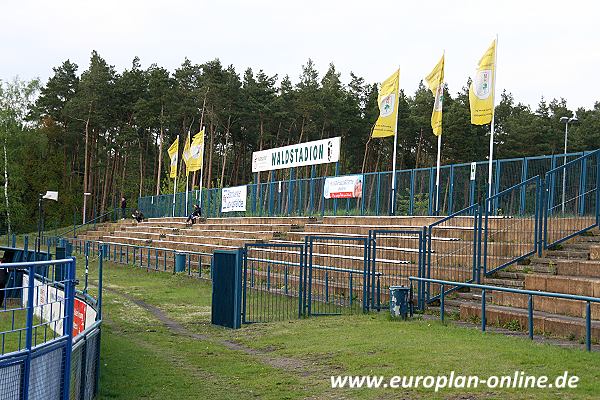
[138,150,597,219]
[409,276,599,351]
[543,149,600,248]
[0,247,103,400]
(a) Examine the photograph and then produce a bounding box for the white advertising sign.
[221,185,247,212]
[252,137,341,172]
[22,274,97,337]
[470,162,477,181]
[324,174,364,199]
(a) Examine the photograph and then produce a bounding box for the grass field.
[73,258,600,400]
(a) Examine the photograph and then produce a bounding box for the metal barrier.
[65,238,213,280]
[409,276,599,352]
[242,243,305,323]
[543,149,600,249]
[138,150,596,218]
[306,236,370,316]
[0,248,103,400]
[370,229,426,310]
[425,205,480,303]
[483,176,542,275]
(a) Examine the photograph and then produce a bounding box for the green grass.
[81,260,600,399]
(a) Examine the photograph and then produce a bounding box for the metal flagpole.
[198,127,206,212]
[390,67,400,215]
[172,134,179,217]
[185,132,190,215]
[487,35,499,199]
[435,133,442,214]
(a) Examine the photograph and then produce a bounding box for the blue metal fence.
[138,150,596,219]
[409,276,599,351]
[0,245,103,400]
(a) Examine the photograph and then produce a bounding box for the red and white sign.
[73,298,87,336]
[324,174,364,199]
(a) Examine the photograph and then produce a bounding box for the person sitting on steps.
[186,204,202,224]
[132,209,145,223]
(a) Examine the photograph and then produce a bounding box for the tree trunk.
[207,123,214,190]
[82,107,91,222]
[156,104,164,196]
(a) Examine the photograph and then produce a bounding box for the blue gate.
[242,243,306,323]
[306,236,369,316]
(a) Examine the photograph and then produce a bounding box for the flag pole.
[185,131,190,215]
[435,133,442,214]
[390,67,400,215]
[198,126,206,212]
[487,35,499,199]
[172,135,179,217]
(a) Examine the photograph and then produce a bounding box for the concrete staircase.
[448,229,600,342]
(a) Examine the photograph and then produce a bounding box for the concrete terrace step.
[148,216,316,226]
[491,291,600,319]
[482,278,525,289]
[529,258,600,279]
[102,236,237,253]
[460,302,600,341]
[524,274,600,297]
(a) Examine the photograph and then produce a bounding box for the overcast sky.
[2,0,597,109]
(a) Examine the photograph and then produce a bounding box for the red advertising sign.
[73,298,87,336]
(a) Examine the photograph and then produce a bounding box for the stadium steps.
[443,229,600,341]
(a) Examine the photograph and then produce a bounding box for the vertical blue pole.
[253,173,257,215]
[409,169,415,216]
[269,172,274,216]
[375,172,381,216]
[333,162,339,215]
[493,159,501,214]
[549,154,557,216]
[287,168,295,216]
[448,165,455,215]
[62,258,76,400]
[428,167,434,216]
[520,158,528,215]
[579,157,587,216]
[309,165,315,215]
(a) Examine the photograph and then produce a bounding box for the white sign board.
[324,174,364,199]
[470,162,477,181]
[221,185,247,212]
[252,137,341,173]
[22,274,97,337]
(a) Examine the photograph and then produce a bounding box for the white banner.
[221,185,247,212]
[23,274,97,337]
[252,137,341,172]
[324,174,364,199]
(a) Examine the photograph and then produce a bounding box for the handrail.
[545,149,600,175]
[409,276,600,304]
[55,208,117,238]
[409,276,597,351]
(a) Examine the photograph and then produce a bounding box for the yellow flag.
[372,69,400,138]
[424,55,445,136]
[182,133,192,175]
[167,137,179,179]
[186,129,205,172]
[469,40,496,125]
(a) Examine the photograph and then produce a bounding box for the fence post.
[375,172,381,216]
[333,162,339,216]
[493,159,501,213]
[448,165,455,215]
[409,170,415,216]
[62,258,76,400]
[309,166,315,215]
[520,158,528,215]
[287,168,295,216]
[269,172,274,216]
[579,157,587,216]
[596,153,600,226]
[428,167,434,216]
